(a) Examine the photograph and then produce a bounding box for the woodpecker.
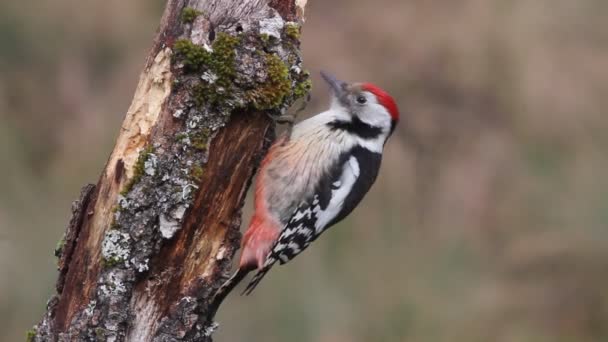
[209,71,399,316]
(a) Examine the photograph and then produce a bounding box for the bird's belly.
[262,135,346,225]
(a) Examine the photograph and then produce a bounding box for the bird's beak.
[320,71,347,99]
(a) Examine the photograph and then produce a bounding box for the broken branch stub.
[32,0,309,341]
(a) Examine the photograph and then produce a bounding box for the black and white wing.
[243,146,381,294]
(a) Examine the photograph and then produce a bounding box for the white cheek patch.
[358,104,392,131]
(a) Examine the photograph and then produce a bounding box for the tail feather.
[208,258,277,319]
[242,260,276,296]
[208,268,249,319]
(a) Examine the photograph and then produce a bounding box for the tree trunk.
[31,0,309,340]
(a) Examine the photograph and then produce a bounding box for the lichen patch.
[101,230,131,266]
[259,13,285,40]
[159,214,180,239]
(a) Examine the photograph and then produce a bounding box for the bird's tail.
[241,260,276,296]
[208,260,277,318]
[208,268,249,319]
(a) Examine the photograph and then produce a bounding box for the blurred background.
[1,0,608,341]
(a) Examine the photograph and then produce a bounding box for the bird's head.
[321,71,399,136]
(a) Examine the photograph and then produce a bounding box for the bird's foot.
[273,113,297,125]
[266,92,311,138]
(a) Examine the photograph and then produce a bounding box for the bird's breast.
[261,129,350,225]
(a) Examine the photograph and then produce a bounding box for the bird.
[208,71,399,317]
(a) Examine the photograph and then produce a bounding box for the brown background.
[1,0,607,341]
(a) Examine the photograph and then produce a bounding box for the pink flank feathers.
[238,139,283,271]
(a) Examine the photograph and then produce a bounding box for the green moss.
[260,33,270,46]
[247,53,291,110]
[190,128,210,150]
[173,33,240,75]
[110,219,120,230]
[174,33,242,108]
[120,145,155,196]
[173,31,306,114]
[26,329,36,342]
[173,39,211,71]
[181,7,202,24]
[111,205,122,213]
[54,238,65,258]
[102,256,123,268]
[192,83,211,107]
[284,23,301,40]
[175,132,188,141]
[208,32,241,81]
[191,165,204,182]
[94,328,105,340]
[294,78,312,98]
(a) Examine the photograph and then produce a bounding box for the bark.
[32,0,308,341]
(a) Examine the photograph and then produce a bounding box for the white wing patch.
[314,156,360,234]
[267,155,364,266]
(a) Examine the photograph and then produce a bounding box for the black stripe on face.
[327,116,383,139]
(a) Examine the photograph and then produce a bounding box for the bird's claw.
[267,92,311,139]
[273,113,296,125]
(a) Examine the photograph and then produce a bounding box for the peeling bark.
[32,0,308,341]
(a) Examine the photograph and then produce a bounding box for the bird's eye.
[356,95,367,104]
